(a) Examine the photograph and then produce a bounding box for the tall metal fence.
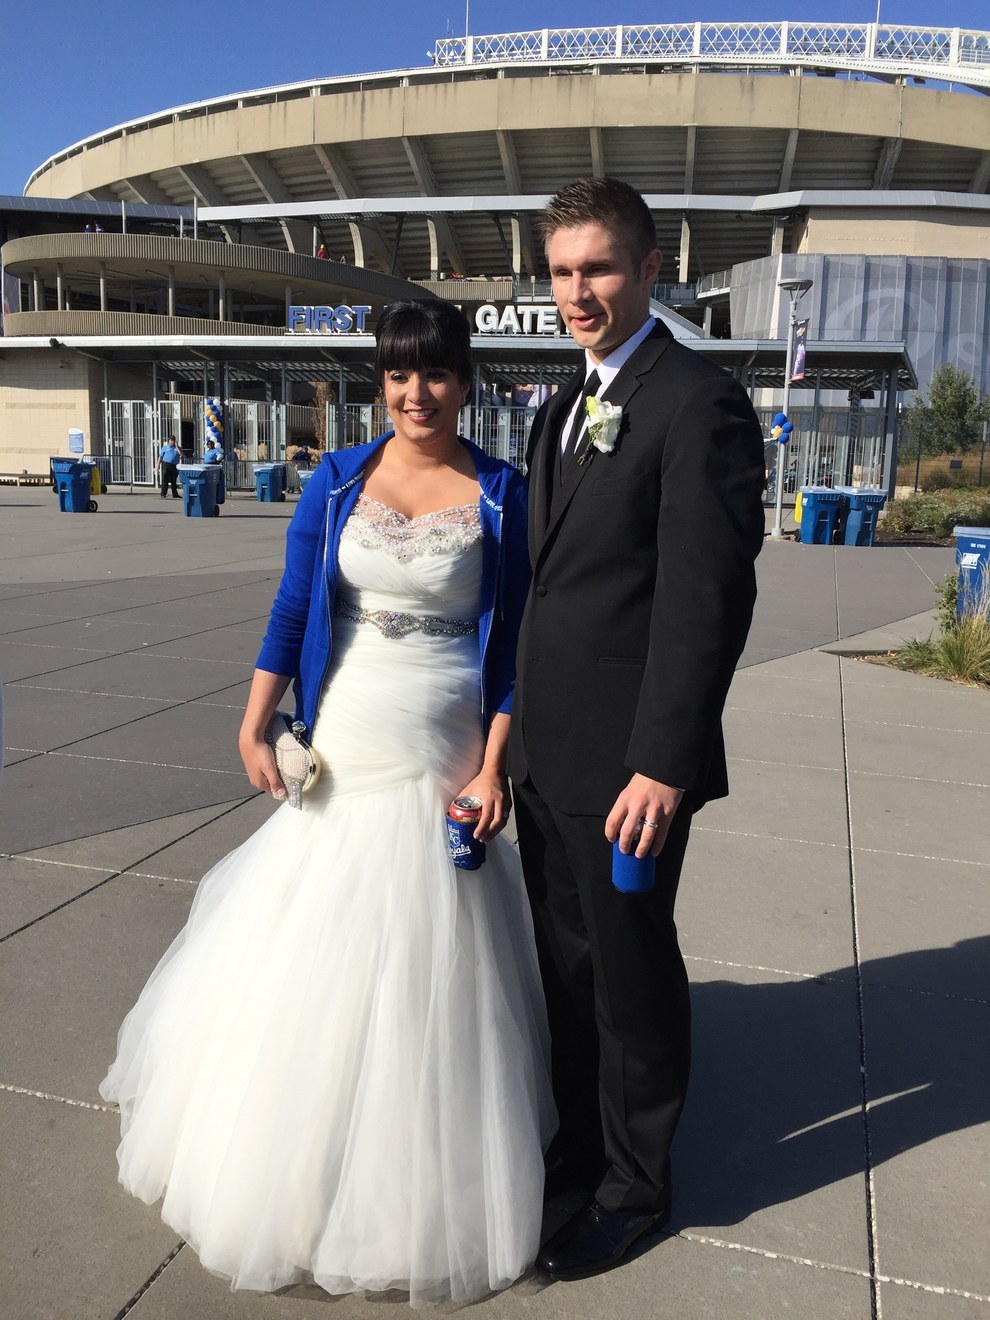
[324,404,534,465]
[757,406,888,499]
[894,421,989,493]
[101,397,896,496]
[103,396,315,489]
[104,400,181,485]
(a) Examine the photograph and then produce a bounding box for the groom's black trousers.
[514,778,693,1218]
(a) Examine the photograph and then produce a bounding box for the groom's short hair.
[540,178,657,263]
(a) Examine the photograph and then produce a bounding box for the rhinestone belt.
[334,597,478,640]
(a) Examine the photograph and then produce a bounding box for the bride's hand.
[239,729,287,800]
[454,768,511,843]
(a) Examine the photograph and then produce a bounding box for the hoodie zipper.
[479,482,503,728]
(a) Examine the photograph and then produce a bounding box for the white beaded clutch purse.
[263,712,322,810]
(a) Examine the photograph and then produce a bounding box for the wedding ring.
[641,817,659,830]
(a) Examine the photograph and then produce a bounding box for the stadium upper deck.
[21,21,990,283]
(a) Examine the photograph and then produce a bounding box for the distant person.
[157,436,181,499]
[204,440,223,464]
[316,243,329,260]
[291,443,312,470]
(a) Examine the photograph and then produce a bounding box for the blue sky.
[2,0,986,195]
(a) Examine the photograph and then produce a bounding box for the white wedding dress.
[100,495,556,1305]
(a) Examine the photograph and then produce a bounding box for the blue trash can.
[799,487,846,545]
[835,487,887,547]
[52,458,97,513]
[297,468,315,494]
[178,463,221,517]
[952,526,990,621]
[254,463,287,502]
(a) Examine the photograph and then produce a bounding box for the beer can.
[448,796,483,823]
[446,796,486,870]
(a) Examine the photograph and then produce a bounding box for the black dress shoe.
[536,1198,670,1281]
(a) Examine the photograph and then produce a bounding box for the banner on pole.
[790,319,809,382]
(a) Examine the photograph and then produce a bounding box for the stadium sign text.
[288,304,372,333]
[474,304,559,335]
[286,302,560,336]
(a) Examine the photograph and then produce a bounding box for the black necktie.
[560,370,601,480]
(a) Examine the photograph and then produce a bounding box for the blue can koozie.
[446,816,486,870]
[611,840,656,893]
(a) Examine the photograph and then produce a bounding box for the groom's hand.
[606,774,685,859]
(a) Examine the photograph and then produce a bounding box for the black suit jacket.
[508,322,766,815]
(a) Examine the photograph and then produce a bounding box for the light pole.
[771,276,813,540]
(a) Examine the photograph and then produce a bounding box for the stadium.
[1,19,988,491]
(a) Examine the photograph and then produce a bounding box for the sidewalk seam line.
[726,755,990,790]
[682,956,989,1008]
[0,1082,118,1114]
[694,826,990,870]
[675,1232,990,1302]
[837,648,882,1320]
[110,1243,185,1320]
[0,799,249,942]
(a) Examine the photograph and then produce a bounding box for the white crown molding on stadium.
[194,190,990,224]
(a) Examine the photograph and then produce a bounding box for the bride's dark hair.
[375,299,472,386]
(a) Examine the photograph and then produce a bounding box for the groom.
[509,178,766,1280]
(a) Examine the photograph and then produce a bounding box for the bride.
[100,299,556,1304]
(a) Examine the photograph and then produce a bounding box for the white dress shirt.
[560,316,657,453]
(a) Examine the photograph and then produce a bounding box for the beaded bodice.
[336,495,483,625]
[343,495,482,562]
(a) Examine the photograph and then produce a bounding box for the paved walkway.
[1,487,986,1320]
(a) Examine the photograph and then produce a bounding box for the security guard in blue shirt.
[158,437,181,499]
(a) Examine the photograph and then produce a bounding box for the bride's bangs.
[375,300,471,383]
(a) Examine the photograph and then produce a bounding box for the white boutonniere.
[578,396,623,464]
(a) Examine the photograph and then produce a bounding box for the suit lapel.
[534,323,676,567]
[529,366,583,560]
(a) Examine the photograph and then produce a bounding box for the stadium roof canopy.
[0,332,916,391]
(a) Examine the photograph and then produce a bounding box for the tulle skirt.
[100,618,556,1304]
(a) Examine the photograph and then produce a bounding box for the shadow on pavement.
[675,937,989,1226]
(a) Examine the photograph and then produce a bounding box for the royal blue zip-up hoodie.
[255,435,530,738]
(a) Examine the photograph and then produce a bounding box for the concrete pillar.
[510,218,523,277]
[218,275,226,322]
[678,216,691,283]
[426,219,440,280]
[32,268,42,311]
[336,364,346,449]
[55,264,64,311]
[168,268,175,317]
[99,262,107,312]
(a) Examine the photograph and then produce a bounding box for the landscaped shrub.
[882,488,990,538]
[888,567,990,687]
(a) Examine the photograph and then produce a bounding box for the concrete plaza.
[1,485,986,1320]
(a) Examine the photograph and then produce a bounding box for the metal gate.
[104,400,181,486]
[468,407,533,465]
[325,403,533,466]
[222,400,281,462]
[758,406,887,498]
